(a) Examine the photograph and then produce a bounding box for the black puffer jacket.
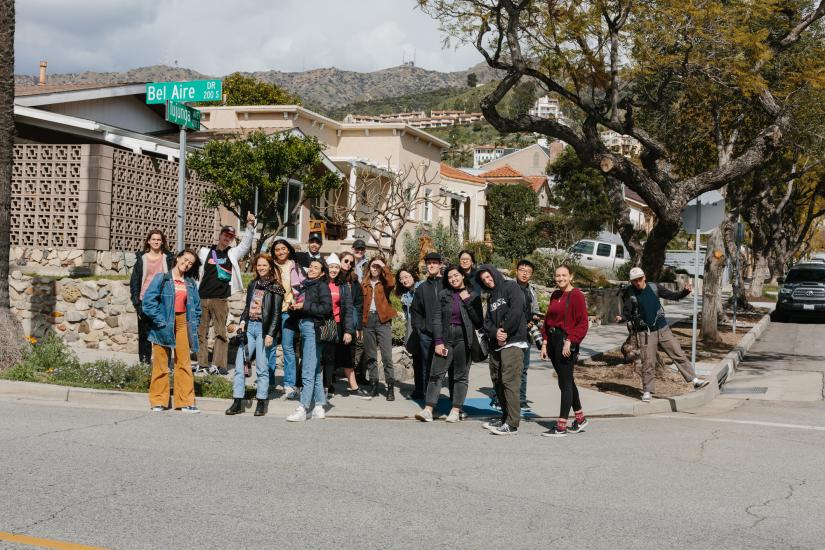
[295,277,332,325]
[475,264,527,346]
[432,288,483,347]
[239,278,285,340]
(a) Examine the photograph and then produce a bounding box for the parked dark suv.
[774,263,825,322]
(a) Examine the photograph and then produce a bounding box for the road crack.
[744,479,807,528]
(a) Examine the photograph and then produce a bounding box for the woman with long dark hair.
[395,266,423,398]
[361,256,396,400]
[130,229,174,365]
[286,259,332,421]
[225,253,284,417]
[270,238,305,399]
[458,249,481,295]
[415,265,482,422]
[540,264,589,437]
[338,252,370,397]
[141,249,202,413]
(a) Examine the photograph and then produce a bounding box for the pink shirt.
[174,280,188,313]
[140,255,165,300]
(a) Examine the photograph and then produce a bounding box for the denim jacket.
[141,272,202,353]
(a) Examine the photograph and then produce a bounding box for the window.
[615,245,625,259]
[423,189,432,223]
[596,243,612,257]
[571,240,594,254]
[277,181,302,240]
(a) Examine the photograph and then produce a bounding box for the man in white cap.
[616,267,708,402]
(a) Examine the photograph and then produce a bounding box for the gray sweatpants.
[639,325,695,392]
[364,312,394,384]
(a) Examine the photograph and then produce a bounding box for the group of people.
[130,219,707,435]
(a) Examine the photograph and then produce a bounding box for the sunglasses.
[342,259,352,265]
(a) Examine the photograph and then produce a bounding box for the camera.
[528,323,543,350]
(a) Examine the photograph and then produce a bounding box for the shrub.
[391,315,407,345]
[18,334,79,374]
[195,374,234,399]
[48,360,151,392]
[461,241,492,265]
[402,222,462,266]
[616,261,632,281]
[0,362,39,382]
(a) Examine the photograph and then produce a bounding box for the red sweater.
[541,288,588,345]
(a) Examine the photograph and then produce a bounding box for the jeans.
[298,318,325,410]
[425,325,471,408]
[233,320,270,400]
[520,347,530,404]
[275,311,298,389]
[549,330,582,419]
[417,331,435,393]
[364,312,394,384]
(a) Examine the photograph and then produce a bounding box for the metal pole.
[690,197,701,371]
[177,126,186,252]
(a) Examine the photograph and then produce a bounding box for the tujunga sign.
[145,79,222,104]
[165,101,201,131]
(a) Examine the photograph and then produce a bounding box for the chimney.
[38,60,48,86]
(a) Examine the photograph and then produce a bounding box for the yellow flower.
[27,336,38,344]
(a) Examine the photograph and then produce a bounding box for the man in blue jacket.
[476,264,527,435]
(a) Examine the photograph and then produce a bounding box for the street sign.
[146,79,222,104]
[682,190,725,233]
[165,101,201,131]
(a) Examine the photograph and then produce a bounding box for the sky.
[14,0,483,76]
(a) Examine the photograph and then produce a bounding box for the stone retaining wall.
[10,246,137,276]
[9,271,246,354]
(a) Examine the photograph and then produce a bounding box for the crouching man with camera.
[540,264,590,437]
[615,267,709,403]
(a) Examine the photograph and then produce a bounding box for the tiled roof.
[14,82,140,97]
[479,164,523,178]
[624,188,647,205]
[524,175,548,192]
[440,164,485,184]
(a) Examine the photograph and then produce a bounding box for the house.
[437,164,487,244]
[528,95,572,127]
[194,104,450,256]
[623,187,655,233]
[477,141,565,176]
[11,80,221,275]
[472,145,518,168]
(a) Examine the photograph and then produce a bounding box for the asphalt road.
[1,321,824,550]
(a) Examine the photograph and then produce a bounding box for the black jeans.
[425,324,470,409]
[417,331,435,395]
[549,330,582,419]
[137,305,153,365]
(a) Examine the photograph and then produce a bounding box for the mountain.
[14,62,502,110]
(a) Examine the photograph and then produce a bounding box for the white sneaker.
[693,378,710,389]
[641,392,652,402]
[286,405,307,422]
[312,405,326,419]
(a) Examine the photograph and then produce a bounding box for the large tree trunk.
[607,178,643,264]
[749,253,769,298]
[641,218,680,280]
[0,0,24,371]
[701,227,726,344]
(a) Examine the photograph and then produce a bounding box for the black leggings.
[549,330,582,419]
[322,338,352,391]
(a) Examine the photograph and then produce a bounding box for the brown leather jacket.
[362,267,396,324]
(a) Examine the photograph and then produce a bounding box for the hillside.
[14,61,502,110]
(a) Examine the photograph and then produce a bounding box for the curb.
[655,312,772,414]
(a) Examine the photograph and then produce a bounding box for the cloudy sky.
[15,0,483,76]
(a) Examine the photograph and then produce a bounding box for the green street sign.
[165,101,201,131]
[146,79,222,104]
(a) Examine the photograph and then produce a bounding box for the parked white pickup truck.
[569,239,629,272]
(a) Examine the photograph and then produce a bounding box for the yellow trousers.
[149,313,195,409]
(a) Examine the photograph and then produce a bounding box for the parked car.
[569,239,630,272]
[774,262,825,322]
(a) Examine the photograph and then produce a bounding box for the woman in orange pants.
[141,249,203,412]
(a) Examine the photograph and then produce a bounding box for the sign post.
[682,190,726,372]
[147,79,220,251]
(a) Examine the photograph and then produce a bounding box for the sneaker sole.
[490,429,517,436]
[540,432,567,437]
[285,416,306,422]
[179,409,200,414]
[694,380,710,389]
[414,414,433,422]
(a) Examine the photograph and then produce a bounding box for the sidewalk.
[62,303,699,418]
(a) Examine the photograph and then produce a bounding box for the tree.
[188,130,342,254]
[204,72,302,106]
[320,161,442,264]
[0,0,23,371]
[467,72,478,88]
[486,184,538,259]
[419,0,825,279]
[548,147,612,234]
[402,221,462,266]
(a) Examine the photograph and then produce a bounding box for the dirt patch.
[574,314,764,399]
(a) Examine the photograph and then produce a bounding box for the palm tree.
[0,0,23,370]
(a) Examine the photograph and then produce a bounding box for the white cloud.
[14,0,483,76]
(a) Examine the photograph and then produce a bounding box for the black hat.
[352,239,366,249]
[308,232,323,244]
[424,252,442,262]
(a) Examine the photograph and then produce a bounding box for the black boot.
[254,399,268,417]
[386,382,395,401]
[369,382,380,398]
[225,398,243,415]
